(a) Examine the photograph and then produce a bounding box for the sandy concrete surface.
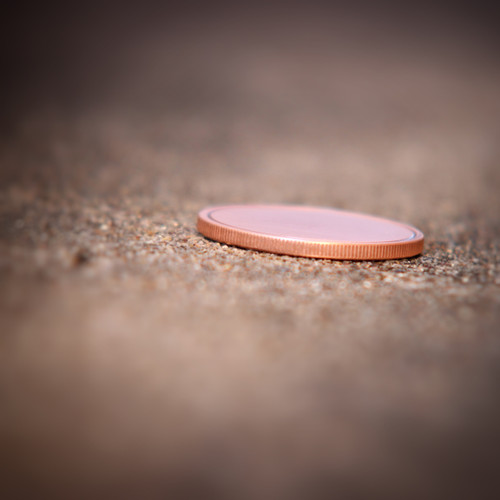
[1,3,500,499]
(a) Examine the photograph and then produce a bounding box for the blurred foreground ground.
[1,3,500,499]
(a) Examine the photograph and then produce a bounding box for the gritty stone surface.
[1,4,500,499]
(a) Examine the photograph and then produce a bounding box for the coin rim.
[197,205,424,260]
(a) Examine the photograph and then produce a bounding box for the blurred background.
[1,1,499,498]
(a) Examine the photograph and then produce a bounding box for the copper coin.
[197,205,424,260]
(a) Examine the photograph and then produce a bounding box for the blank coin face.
[197,205,424,260]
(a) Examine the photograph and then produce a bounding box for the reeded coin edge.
[197,205,424,260]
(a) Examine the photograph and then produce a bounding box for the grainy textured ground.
[1,3,500,499]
